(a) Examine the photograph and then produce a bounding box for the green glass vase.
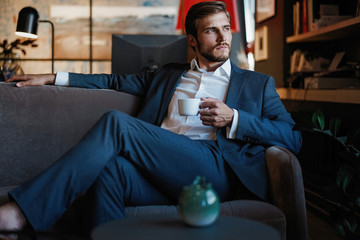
[178,176,220,227]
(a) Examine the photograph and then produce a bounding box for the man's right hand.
[5,74,56,87]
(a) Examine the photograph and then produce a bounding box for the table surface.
[91,215,281,240]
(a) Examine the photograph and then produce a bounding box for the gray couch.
[0,82,308,240]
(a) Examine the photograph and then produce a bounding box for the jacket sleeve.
[234,76,302,154]
[67,70,154,97]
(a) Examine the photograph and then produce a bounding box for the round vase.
[178,176,220,227]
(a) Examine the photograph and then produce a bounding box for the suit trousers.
[10,110,239,232]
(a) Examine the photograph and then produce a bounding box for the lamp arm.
[39,20,54,73]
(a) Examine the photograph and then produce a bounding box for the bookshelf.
[283,16,360,105]
[286,16,360,43]
[253,0,360,103]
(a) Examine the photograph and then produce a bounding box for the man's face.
[188,12,232,67]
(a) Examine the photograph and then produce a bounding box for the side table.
[91,215,281,240]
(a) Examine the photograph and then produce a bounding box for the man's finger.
[200,100,220,109]
[6,75,27,83]
[15,80,31,87]
[199,109,210,116]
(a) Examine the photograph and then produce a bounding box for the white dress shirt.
[55,58,238,140]
[160,59,238,140]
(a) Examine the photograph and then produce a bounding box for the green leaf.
[342,173,353,193]
[344,219,352,232]
[335,223,346,238]
[330,117,342,137]
[355,196,360,208]
[312,110,325,130]
[337,167,354,193]
[337,136,347,146]
[323,129,332,136]
[343,218,358,233]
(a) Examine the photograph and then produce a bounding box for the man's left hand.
[199,97,234,127]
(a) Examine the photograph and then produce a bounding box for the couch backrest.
[0,83,140,187]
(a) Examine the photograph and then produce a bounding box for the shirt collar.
[190,58,231,78]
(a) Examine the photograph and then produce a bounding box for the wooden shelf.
[276,88,360,104]
[286,16,360,43]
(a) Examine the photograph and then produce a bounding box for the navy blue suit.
[10,62,302,232]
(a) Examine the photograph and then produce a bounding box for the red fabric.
[176,0,240,33]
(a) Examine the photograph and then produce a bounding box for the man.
[0,1,302,235]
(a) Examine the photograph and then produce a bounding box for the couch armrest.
[266,146,308,240]
[0,83,140,187]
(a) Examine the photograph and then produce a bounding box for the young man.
[1,1,302,235]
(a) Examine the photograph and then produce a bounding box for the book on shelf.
[302,0,308,33]
[307,0,314,31]
[292,0,357,34]
[293,1,301,35]
[290,49,330,74]
[312,15,353,29]
[292,0,310,34]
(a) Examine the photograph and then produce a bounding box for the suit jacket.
[68,62,302,200]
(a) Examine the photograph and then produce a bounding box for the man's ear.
[187,34,197,48]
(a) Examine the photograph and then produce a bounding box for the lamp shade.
[16,7,39,39]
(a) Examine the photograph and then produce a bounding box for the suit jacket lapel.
[136,64,189,125]
[225,62,247,108]
[156,65,189,125]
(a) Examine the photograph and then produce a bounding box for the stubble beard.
[198,43,231,62]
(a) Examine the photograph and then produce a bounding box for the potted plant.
[0,38,37,81]
[310,110,360,239]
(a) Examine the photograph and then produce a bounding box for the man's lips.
[215,44,230,50]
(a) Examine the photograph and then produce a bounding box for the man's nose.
[217,30,227,42]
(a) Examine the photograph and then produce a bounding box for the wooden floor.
[307,210,341,240]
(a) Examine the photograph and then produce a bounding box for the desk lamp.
[15,7,55,73]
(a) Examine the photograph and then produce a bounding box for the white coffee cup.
[178,98,202,116]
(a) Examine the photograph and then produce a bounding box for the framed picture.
[256,0,276,23]
[254,26,268,61]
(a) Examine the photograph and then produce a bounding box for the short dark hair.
[184,1,230,39]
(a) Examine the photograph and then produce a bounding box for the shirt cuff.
[55,72,70,86]
[226,109,238,139]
